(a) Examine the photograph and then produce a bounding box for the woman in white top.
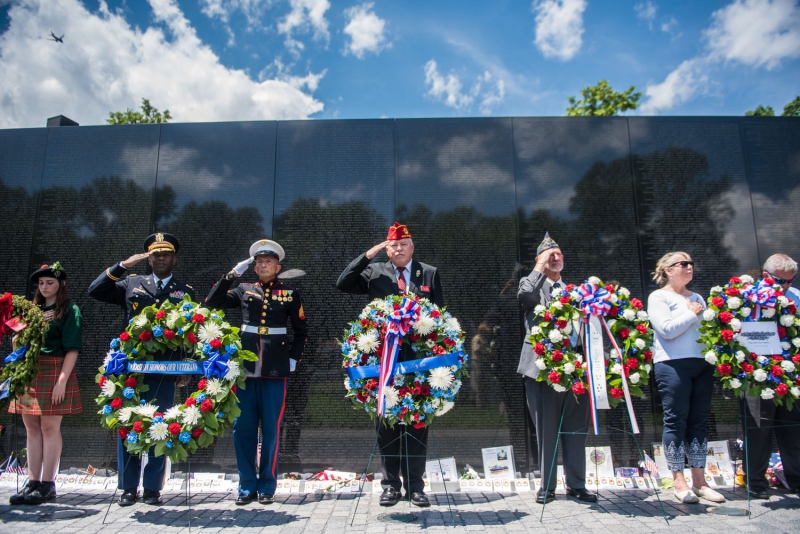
[648,251,724,504]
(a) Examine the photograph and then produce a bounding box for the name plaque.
[738,322,782,356]
[126,361,204,374]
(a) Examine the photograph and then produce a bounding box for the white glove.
[232,257,254,276]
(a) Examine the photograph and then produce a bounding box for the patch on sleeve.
[298,304,306,320]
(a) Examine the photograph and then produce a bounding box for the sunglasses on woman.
[668,261,694,268]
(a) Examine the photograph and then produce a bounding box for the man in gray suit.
[518,232,596,504]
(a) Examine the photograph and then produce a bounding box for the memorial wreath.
[699,275,800,409]
[526,277,654,408]
[0,292,49,408]
[95,297,257,462]
[341,295,469,428]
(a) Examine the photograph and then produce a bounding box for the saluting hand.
[231,257,255,277]
[366,240,390,260]
[121,252,151,269]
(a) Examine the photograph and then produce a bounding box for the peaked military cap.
[249,239,285,262]
[144,232,180,254]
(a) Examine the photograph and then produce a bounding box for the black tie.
[397,267,406,294]
[156,279,163,292]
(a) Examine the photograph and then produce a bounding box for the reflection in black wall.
[0,117,794,478]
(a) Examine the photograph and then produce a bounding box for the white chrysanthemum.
[778,296,790,307]
[710,286,723,295]
[637,311,649,321]
[781,360,796,373]
[534,305,546,314]
[753,369,768,382]
[552,301,563,310]
[135,403,158,419]
[607,319,617,328]
[530,326,542,336]
[535,358,547,370]
[728,297,742,310]
[793,338,800,348]
[197,322,223,344]
[164,406,182,421]
[344,377,352,390]
[181,405,201,426]
[356,330,380,353]
[435,401,454,416]
[740,275,754,284]
[446,316,461,332]
[548,330,563,344]
[427,367,454,389]
[563,321,573,335]
[383,387,400,408]
[761,388,775,400]
[102,351,114,367]
[551,287,563,297]
[792,387,800,398]
[149,422,169,441]
[166,310,181,329]
[563,362,575,374]
[730,318,742,332]
[413,314,436,336]
[623,309,636,321]
[781,342,791,351]
[780,314,795,327]
[644,364,652,374]
[704,351,718,365]
[635,338,646,350]
[101,380,116,397]
[763,308,776,318]
[611,363,623,375]
[205,378,224,396]
[134,314,149,328]
[729,378,742,389]
[610,294,619,305]
[702,309,717,322]
[553,384,566,392]
[741,307,752,317]
[570,291,580,301]
[629,372,640,384]
[588,276,602,285]
[619,287,630,298]
[117,407,134,423]
[735,351,746,363]
[225,360,240,381]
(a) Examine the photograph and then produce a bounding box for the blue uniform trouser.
[234,377,288,496]
[118,378,175,491]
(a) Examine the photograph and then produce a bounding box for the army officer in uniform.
[205,239,308,505]
[88,233,195,506]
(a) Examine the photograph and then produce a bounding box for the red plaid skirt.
[7,355,82,416]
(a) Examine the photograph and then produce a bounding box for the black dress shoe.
[258,493,274,504]
[236,493,254,505]
[409,491,431,507]
[748,488,769,499]
[143,489,163,505]
[566,487,597,502]
[536,488,556,504]
[379,487,400,506]
[118,488,138,507]
[23,482,56,505]
[9,481,39,505]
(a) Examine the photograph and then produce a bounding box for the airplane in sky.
[48,32,64,43]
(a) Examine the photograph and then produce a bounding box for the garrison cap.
[536,232,560,256]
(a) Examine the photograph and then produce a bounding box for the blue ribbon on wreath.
[4,344,28,364]
[103,351,128,376]
[346,351,464,380]
[203,351,230,379]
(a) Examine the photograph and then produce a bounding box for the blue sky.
[0,0,798,127]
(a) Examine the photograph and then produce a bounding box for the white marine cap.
[249,239,285,262]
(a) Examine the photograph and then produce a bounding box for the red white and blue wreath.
[341,295,469,428]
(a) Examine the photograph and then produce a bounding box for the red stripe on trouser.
[272,378,288,477]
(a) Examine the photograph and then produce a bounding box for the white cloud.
[639,59,709,114]
[200,0,271,25]
[278,0,331,54]
[704,0,800,70]
[661,16,678,34]
[635,1,657,30]
[532,0,587,61]
[0,0,324,128]
[343,2,389,59]
[423,60,506,113]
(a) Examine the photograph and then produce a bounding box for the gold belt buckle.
[258,326,269,335]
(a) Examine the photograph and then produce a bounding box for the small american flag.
[640,452,659,476]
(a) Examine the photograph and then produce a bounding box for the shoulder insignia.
[129,273,138,277]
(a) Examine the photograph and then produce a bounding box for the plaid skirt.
[7,355,82,416]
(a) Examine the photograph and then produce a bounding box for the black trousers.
[375,418,428,494]
[742,396,800,491]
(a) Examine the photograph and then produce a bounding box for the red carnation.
[764,277,775,286]
[192,313,205,324]
[118,428,129,439]
[572,382,586,395]
[560,296,570,305]
[574,361,581,369]
[548,371,561,384]
[776,384,789,396]
[750,352,758,360]
[197,379,208,390]
[562,337,570,347]
[720,330,734,341]
[409,334,421,342]
[155,310,166,320]
[348,335,356,343]
[556,319,568,329]
[643,351,653,362]
[191,427,204,438]
[609,306,619,316]
[164,329,175,340]
[771,365,783,377]
[427,332,438,341]
[365,379,378,391]
[619,328,630,339]
[413,422,426,429]
[730,276,742,284]
[99,376,107,387]
[711,297,725,308]
[789,305,798,315]
[741,362,754,373]
[544,312,552,321]
[717,363,732,375]
[360,354,369,365]
[400,408,408,417]
[778,326,787,338]
[793,355,800,365]
[534,343,545,355]
[133,421,144,433]
[420,385,430,396]
[360,319,370,327]
[357,391,368,403]
[155,412,163,417]
[210,339,222,349]
[393,303,401,310]
[631,298,643,310]
[398,387,410,397]
[565,284,575,291]
[431,310,441,318]
[610,387,624,399]
[139,331,152,342]
[552,350,563,362]
[169,423,181,436]
[187,332,198,344]
[636,324,648,335]
[185,397,196,407]
[432,345,446,355]
[725,287,740,296]
[605,284,615,292]
[119,332,130,342]
[200,399,213,412]
[444,338,456,347]
[125,377,137,388]
[111,398,123,410]
[796,377,800,386]
[627,357,639,370]
[231,385,237,393]
[412,386,422,396]
[718,311,733,324]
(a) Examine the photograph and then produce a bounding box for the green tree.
[107,98,172,125]
[745,104,775,116]
[783,96,800,117]
[566,79,642,116]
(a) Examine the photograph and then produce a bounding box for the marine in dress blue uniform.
[88,233,195,506]
[205,239,308,505]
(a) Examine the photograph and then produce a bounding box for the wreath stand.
[350,422,457,527]
[539,400,670,524]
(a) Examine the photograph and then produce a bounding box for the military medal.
[416,270,421,277]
